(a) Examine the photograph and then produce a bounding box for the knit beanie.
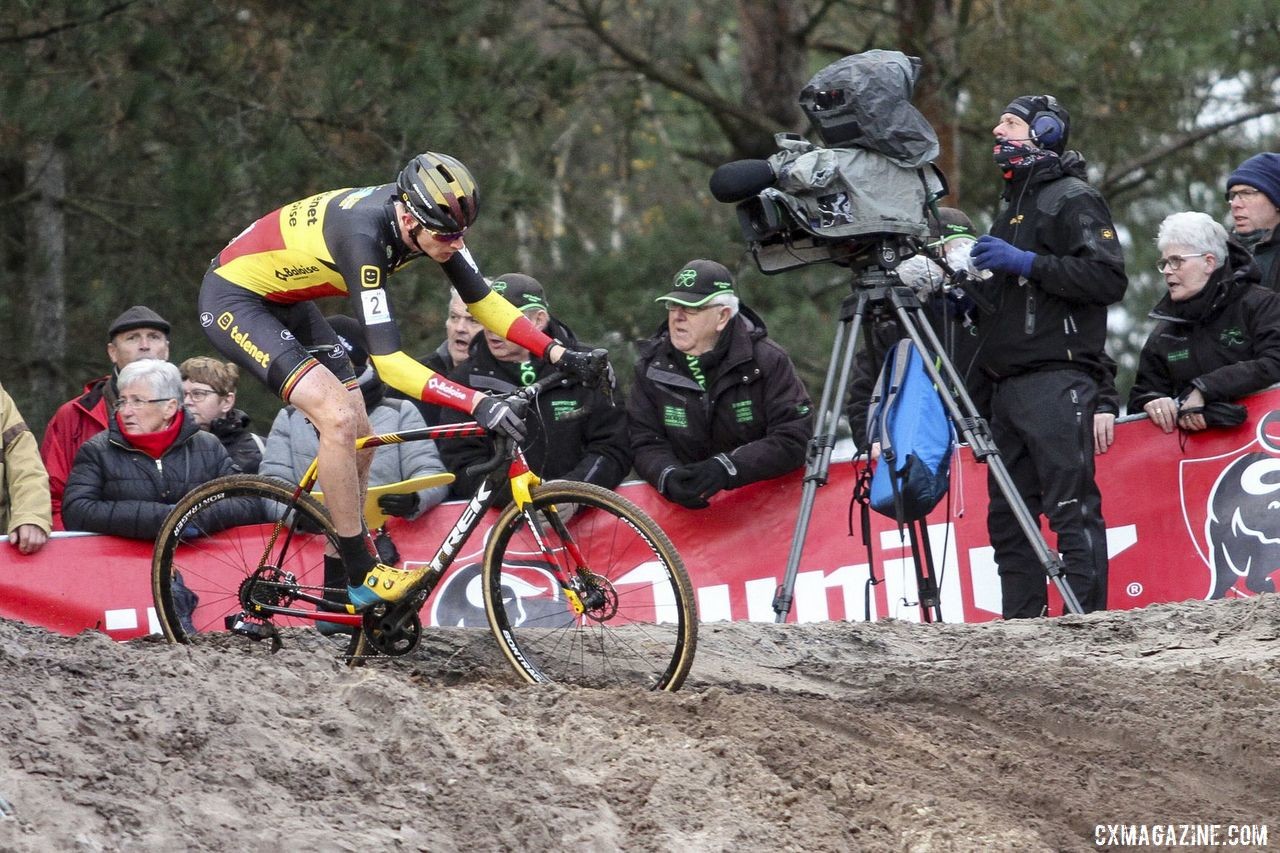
[1225,152,1280,207]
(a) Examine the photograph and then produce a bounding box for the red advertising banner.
[6,388,1280,641]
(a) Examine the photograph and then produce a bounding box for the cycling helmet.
[396,151,479,234]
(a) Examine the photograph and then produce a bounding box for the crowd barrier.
[6,387,1280,641]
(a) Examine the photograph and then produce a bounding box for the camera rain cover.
[800,49,940,168]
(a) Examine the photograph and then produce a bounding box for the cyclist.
[198,151,601,612]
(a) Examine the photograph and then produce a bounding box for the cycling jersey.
[203,183,552,404]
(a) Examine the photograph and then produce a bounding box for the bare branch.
[547,0,777,143]
[1099,103,1280,197]
[0,1,141,44]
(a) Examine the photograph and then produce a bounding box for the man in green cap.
[628,259,814,509]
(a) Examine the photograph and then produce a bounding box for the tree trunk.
[734,0,806,154]
[23,141,68,431]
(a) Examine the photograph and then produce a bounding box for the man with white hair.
[1129,211,1280,432]
[628,259,814,509]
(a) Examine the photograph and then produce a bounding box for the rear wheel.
[151,475,361,662]
[482,481,697,691]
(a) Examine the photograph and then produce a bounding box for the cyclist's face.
[666,303,731,356]
[445,295,482,364]
[108,327,170,369]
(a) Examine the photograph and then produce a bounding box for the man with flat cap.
[628,259,814,509]
[40,304,172,526]
[437,272,631,504]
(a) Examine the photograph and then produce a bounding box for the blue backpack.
[866,339,955,522]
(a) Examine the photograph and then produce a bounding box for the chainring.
[361,605,422,657]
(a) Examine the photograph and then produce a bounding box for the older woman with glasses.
[62,359,246,539]
[1128,211,1280,433]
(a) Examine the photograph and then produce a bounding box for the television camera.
[717,50,1083,623]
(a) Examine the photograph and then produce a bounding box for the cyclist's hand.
[377,492,420,518]
[473,394,527,442]
[555,346,610,387]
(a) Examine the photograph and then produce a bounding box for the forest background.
[3,0,1278,433]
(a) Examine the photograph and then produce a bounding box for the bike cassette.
[361,606,422,657]
[237,566,298,614]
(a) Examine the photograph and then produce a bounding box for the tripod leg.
[885,290,1084,616]
[907,520,942,623]
[772,292,870,622]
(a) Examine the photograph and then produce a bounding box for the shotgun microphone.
[709,159,777,203]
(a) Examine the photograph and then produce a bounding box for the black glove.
[377,492,420,518]
[681,456,732,502]
[473,394,527,442]
[556,346,609,387]
[662,467,710,510]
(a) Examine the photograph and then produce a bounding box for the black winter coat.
[62,411,243,540]
[438,317,632,503]
[1128,242,1280,411]
[629,306,814,491]
[209,408,263,473]
[976,152,1128,381]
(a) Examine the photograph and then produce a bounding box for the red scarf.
[118,409,185,459]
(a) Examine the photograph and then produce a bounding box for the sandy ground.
[0,596,1276,852]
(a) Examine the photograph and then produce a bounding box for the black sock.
[322,554,347,601]
[337,534,375,586]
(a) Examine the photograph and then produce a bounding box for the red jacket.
[40,376,111,528]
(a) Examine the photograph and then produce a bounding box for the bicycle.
[150,370,698,691]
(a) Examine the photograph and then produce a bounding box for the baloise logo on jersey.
[275,264,320,282]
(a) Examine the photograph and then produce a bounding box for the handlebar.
[461,370,574,480]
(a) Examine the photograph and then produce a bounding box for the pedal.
[225,611,284,652]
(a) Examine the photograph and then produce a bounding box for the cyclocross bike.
[150,370,698,691]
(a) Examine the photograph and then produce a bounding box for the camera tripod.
[771,255,1085,623]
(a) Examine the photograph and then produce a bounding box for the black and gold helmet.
[396,151,479,234]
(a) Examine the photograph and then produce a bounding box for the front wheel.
[482,481,697,691]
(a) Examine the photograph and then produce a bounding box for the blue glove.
[971,235,1035,278]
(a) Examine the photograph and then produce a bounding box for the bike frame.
[252,395,584,631]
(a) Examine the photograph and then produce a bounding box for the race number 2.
[360,288,393,325]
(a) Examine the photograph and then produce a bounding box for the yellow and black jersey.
[206,183,552,405]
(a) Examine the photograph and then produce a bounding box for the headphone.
[1027,95,1066,150]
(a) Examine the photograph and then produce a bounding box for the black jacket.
[628,305,814,491]
[438,317,632,503]
[209,408,263,473]
[976,152,1128,381]
[62,411,244,540]
[1128,242,1280,411]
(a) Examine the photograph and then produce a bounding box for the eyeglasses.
[183,388,222,402]
[118,397,171,410]
[1156,253,1208,273]
[1227,188,1262,203]
[429,228,466,243]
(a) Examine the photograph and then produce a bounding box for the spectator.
[1129,211,1280,432]
[438,273,631,503]
[1,381,51,555]
[41,305,171,526]
[387,288,484,426]
[1224,152,1280,292]
[62,360,239,540]
[259,315,450,605]
[969,94,1128,618]
[179,357,265,473]
[629,259,814,509]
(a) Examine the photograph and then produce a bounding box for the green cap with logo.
[655,259,736,308]
[490,273,548,312]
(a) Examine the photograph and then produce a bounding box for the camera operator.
[969,94,1128,619]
